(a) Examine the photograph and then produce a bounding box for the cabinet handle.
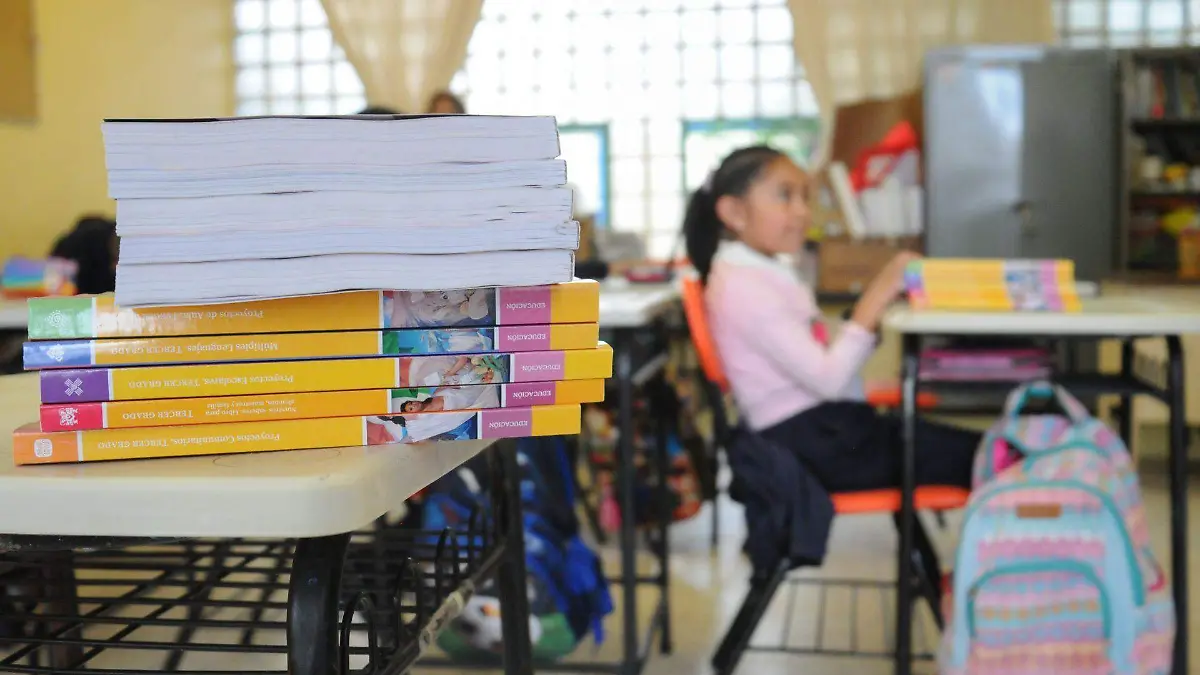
[1014,200,1035,236]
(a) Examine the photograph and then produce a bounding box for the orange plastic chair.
[680,275,968,515]
[683,273,967,674]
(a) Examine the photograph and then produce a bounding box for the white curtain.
[787,0,1058,166]
[321,0,483,113]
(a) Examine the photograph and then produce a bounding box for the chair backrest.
[679,275,729,393]
[680,274,736,446]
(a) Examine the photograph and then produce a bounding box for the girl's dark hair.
[427,91,466,114]
[683,144,786,282]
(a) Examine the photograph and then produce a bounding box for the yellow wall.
[0,0,233,261]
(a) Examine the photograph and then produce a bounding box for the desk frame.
[896,332,1189,675]
[0,440,535,675]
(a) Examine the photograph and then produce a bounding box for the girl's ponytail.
[681,144,786,284]
[683,186,721,283]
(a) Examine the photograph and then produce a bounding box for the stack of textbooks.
[905,258,1083,312]
[103,114,576,307]
[10,113,609,465]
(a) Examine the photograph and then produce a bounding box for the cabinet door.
[924,47,1041,260]
[1019,49,1117,282]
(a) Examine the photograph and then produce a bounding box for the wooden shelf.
[1131,117,1200,131]
[1130,190,1200,199]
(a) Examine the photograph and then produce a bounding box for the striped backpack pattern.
[939,382,1174,674]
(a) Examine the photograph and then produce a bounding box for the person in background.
[50,215,118,295]
[426,91,466,114]
[684,145,980,493]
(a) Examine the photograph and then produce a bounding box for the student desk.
[0,373,535,674]
[884,295,1200,675]
[592,280,681,675]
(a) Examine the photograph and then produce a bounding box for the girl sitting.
[684,145,978,493]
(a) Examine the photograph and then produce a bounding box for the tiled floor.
[14,469,1199,674]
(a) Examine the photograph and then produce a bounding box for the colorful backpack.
[421,437,613,664]
[939,381,1175,675]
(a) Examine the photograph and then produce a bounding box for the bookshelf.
[1119,47,1200,282]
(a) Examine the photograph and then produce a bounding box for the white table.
[0,372,535,674]
[590,279,683,673]
[883,295,1200,675]
[0,299,26,331]
[598,280,680,329]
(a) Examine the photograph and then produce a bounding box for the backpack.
[939,381,1175,675]
[421,437,613,663]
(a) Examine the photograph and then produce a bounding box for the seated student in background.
[684,145,979,492]
[426,91,466,114]
[50,215,118,295]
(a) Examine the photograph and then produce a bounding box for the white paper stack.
[103,114,578,307]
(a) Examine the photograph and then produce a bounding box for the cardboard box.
[817,235,920,296]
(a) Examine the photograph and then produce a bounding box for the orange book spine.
[13,404,582,465]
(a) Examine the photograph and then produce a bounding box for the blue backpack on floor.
[420,437,613,662]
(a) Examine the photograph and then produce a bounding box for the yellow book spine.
[39,380,608,431]
[27,280,601,340]
[13,404,583,465]
[40,344,614,403]
[25,323,601,369]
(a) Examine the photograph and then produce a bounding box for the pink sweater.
[705,241,877,431]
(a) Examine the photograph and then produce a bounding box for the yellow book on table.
[13,404,582,465]
[39,380,607,431]
[26,280,600,340]
[38,343,614,404]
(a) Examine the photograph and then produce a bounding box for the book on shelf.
[39,380,607,432]
[27,280,599,340]
[101,114,561,172]
[113,187,574,235]
[23,323,601,369]
[113,249,576,308]
[38,342,614,403]
[14,403,582,465]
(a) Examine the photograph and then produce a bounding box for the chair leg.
[893,512,945,630]
[711,561,790,675]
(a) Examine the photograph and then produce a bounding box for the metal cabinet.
[923,45,1119,282]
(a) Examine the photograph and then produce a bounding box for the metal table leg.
[493,439,534,675]
[287,532,352,675]
[1118,339,1135,445]
[654,378,673,655]
[614,327,640,675]
[1165,335,1188,675]
[895,333,920,675]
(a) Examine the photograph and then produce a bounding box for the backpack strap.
[1002,381,1091,424]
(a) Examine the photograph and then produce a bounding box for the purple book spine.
[40,369,111,404]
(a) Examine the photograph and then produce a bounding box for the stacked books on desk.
[103,114,576,307]
[905,258,1083,312]
[10,113,610,465]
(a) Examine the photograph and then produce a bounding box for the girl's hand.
[876,251,921,297]
[850,251,921,332]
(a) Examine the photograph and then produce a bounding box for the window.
[234,0,365,115]
[451,0,818,256]
[234,0,818,257]
[1054,0,1198,46]
[560,125,612,227]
